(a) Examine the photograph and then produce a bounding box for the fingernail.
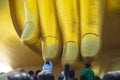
[42,37,60,63]
[81,34,100,59]
[62,42,80,69]
[21,22,39,45]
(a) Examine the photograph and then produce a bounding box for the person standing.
[42,59,53,73]
[61,64,70,80]
[80,63,94,80]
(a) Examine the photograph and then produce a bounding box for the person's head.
[85,63,91,69]
[93,76,101,80]
[102,73,117,80]
[8,72,31,80]
[28,70,34,76]
[68,70,75,79]
[35,70,41,75]
[37,74,46,80]
[46,61,50,65]
[64,64,70,71]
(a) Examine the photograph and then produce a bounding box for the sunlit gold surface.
[0,0,120,77]
[80,0,104,60]
[0,0,43,68]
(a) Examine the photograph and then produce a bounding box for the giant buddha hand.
[9,0,104,68]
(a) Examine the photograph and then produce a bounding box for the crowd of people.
[0,59,120,80]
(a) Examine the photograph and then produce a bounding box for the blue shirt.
[42,61,53,73]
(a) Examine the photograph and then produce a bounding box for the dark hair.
[85,63,90,68]
[34,70,41,80]
[28,70,34,76]
[64,64,70,71]
[64,64,70,80]
[8,72,31,80]
[93,76,101,80]
[102,73,117,80]
[46,61,50,65]
[35,70,41,75]
[68,70,75,79]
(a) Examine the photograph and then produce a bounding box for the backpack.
[80,70,90,80]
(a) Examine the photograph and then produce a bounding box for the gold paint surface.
[0,0,120,76]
